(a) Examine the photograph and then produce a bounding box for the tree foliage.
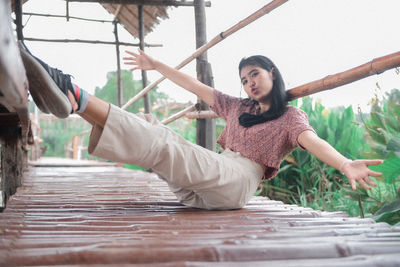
[95,70,170,117]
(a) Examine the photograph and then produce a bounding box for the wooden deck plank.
[0,161,399,266]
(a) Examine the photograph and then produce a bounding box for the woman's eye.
[252,72,258,77]
[242,80,247,85]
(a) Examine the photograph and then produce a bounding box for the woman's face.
[240,64,274,104]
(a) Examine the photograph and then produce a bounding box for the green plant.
[358,88,400,224]
[40,117,91,158]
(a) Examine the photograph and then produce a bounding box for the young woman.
[20,44,382,210]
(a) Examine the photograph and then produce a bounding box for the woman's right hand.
[123,49,157,71]
[123,49,215,106]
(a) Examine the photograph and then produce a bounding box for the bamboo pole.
[139,5,151,113]
[186,109,216,120]
[161,105,196,125]
[15,0,24,40]
[66,0,70,21]
[185,50,400,119]
[23,12,114,23]
[24,37,162,47]
[114,21,123,107]
[72,135,79,160]
[286,50,400,101]
[69,0,211,7]
[121,0,288,110]
[194,0,216,151]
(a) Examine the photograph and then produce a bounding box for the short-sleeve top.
[210,90,315,180]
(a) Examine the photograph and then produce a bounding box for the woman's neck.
[259,102,271,113]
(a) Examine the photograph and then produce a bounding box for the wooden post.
[0,133,26,209]
[114,21,123,107]
[72,135,79,160]
[139,5,151,113]
[194,0,215,151]
[66,0,70,21]
[14,0,23,41]
[0,0,29,209]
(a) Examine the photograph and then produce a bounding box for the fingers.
[368,170,382,177]
[364,176,377,187]
[351,179,357,191]
[358,179,371,190]
[350,176,378,190]
[125,50,139,57]
[360,159,384,166]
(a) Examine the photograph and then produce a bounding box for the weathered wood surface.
[0,0,28,114]
[0,160,399,266]
[0,0,30,210]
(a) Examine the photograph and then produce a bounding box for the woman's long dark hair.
[238,55,287,127]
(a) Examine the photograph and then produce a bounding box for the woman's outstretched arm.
[123,49,215,106]
[298,130,382,190]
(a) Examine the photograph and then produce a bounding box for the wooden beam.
[67,0,211,7]
[0,0,29,143]
[23,12,114,23]
[114,21,123,107]
[194,0,215,151]
[0,0,29,209]
[122,0,288,110]
[14,0,24,40]
[66,0,70,21]
[139,5,151,113]
[23,37,162,47]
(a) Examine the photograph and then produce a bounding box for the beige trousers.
[88,105,264,210]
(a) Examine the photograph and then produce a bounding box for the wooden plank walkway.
[0,159,399,266]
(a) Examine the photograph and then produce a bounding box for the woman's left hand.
[341,159,382,190]
[123,49,157,71]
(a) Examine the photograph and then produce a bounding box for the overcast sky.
[21,0,400,112]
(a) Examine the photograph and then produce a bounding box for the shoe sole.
[18,42,71,118]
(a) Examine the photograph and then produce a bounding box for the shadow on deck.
[0,158,399,266]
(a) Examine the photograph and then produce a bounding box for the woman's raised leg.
[76,94,110,128]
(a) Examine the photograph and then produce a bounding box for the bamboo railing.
[66,129,91,160]
[161,105,197,125]
[185,50,400,119]
[121,0,288,110]
[286,51,400,101]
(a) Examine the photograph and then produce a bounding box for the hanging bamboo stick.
[161,105,197,125]
[121,0,288,110]
[185,50,400,119]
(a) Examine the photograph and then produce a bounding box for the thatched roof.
[101,3,170,38]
